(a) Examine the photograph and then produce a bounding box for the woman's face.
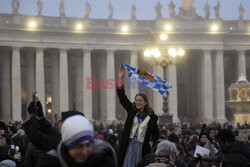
[209,130,215,139]
[69,142,93,163]
[135,95,147,110]
[200,135,207,144]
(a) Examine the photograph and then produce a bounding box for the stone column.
[214,50,226,123]
[167,65,179,123]
[36,48,46,114]
[153,66,164,116]
[11,47,22,121]
[83,50,92,120]
[201,50,213,121]
[238,50,246,77]
[59,49,69,113]
[1,48,11,121]
[26,50,35,106]
[130,50,139,100]
[106,50,116,121]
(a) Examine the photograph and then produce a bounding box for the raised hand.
[118,67,124,79]
[203,117,208,125]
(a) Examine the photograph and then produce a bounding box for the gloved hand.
[36,101,44,118]
[28,101,36,117]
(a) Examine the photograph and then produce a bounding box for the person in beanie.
[0,160,16,167]
[37,115,117,167]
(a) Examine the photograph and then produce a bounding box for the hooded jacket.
[222,141,250,167]
[36,139,117,167]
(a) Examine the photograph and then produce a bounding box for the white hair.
[155,140,178,158]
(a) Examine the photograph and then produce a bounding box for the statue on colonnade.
[12,0,20,15]
[239,4,244,20]
[204,1,210,19]
[177,0,200,19]
[131,3,136,20]
[214,1,221,19]
[85,1,91,18]
[37,0,43,16]
[182,0,194,11]
[108,2,113,19]
[155,1,162,19]
[168,1,175,17]
[59,0,65,17]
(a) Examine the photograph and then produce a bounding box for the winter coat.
[24,143,43,167]
[222,141,250,167]
[136,152,155,167]
[146,156,176,167]
[23,117,61,153]
[116,86,159,167]
[36,139,117,167]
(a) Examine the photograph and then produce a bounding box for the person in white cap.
[0,159,16,167]
[37,115,117,167]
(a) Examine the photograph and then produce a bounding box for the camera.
[10,145,15,157]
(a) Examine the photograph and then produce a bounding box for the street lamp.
[143,47,185,124]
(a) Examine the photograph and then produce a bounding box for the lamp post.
[143,46,185,124]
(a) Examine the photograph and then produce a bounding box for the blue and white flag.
[121,64,172,97]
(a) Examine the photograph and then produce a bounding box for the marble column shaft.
[214,50,226,122]
[167,65,179,122]
[36,48,46,114]
[106,50,116,121]
[202,50,213,120]
[238,50,246,77]
[83,50,93,120]
[59,49,69,113]
[11,47,22,121]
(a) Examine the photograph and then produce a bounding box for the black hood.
[227,141,250,159]
[85,139,117,166]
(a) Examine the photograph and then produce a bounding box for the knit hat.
[61,115,94,150]
[0,160,16,167]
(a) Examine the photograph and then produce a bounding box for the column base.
[158,113,173,125]
[216,117,227,124]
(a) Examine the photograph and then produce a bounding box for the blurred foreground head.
[61,115,94,163]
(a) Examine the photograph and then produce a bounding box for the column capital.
[36,47,45,53]
[203,49,212,54]
[107,50,115,55]
[36,47,46,51]
[215,49,224,55]
[82,48,93,52]
[238,50,246,54]
[12,46,21,51]
[59,48,69,52]
[83,49,92,54]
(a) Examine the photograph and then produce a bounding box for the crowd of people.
[0,67,250,167]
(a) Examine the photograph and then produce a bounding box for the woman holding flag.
[116,66,159,167]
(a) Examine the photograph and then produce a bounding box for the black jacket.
[23,117,61,152]
[116,86,159,167]
[24,142,43,167]
[222,141,250,167]
[36,139,117,167]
